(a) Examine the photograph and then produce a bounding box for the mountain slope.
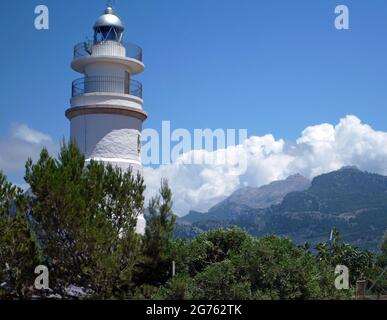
[175,167,387,251]
[178,174,310,224]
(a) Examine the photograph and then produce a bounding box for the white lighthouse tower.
[66,6,147,234]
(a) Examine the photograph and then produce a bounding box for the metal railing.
[72,76,143,99]
[73,41,143,61]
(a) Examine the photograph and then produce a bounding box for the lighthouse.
[66,6,147,234]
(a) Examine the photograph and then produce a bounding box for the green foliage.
[234,235,332,299]
[144,179,176,262]
[152,274,194,300]
[184,227,250,276]
[0,172,20,216]
[166,227,250,278]
[370,233,387,295]
[24,143,145,298]
[378,232,387,268]
[192,260,251,300]
[0,172,41,298]
[157,228,360,300]
[132,284,159,300]
[176,168,387,252]
[0,147,384,300]
[316,228,375,286]
[137,179,176,287]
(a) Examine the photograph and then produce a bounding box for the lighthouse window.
[101,26,114,40]
[95,26,122,42]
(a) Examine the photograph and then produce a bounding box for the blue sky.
[2,0,387,139]
[2,1,387,210]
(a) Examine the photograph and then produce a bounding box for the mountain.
[178,174,310,224]
[174,167,387,251]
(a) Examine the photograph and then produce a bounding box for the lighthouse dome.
[94,7,125,31]
[93,6,125,43]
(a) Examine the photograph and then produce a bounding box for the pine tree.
[138,179,176,287]
[0,172,41,298]
[24,142,145,298]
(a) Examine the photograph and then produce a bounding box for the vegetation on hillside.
[0,144,386,299]
[175,167,387,252]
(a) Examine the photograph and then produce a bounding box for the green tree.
[192,259,251,300]
[370,232,387,295]
[234,235,350,299]
[316,229,375,287]
[24,143,145,298]
[378,232,387,268]
[183,227,250,276]
[0,172,41,298]
[152,274,194,300]
[138,179,176,287]
[162,228,253,300]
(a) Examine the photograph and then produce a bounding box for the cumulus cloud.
[2,116,387,216]
[0,123,58,179]
[144,115,387,216]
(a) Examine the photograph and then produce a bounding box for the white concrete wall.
[70,113,142,163]
[85,62,126,77]
[92,41,126,58]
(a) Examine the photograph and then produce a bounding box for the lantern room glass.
[94,26,123,43]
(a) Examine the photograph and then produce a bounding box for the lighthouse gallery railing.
[72,76,143,99]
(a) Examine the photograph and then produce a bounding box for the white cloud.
[11,123,53,144]
[3,116,387,217]
[144,115,387,216]
[0,123,58,178]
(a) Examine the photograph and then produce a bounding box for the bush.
[152,274,194,300]
[192,260,252,300]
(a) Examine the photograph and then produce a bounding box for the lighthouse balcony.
[72,76,142,99]
[72,41,144,75]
